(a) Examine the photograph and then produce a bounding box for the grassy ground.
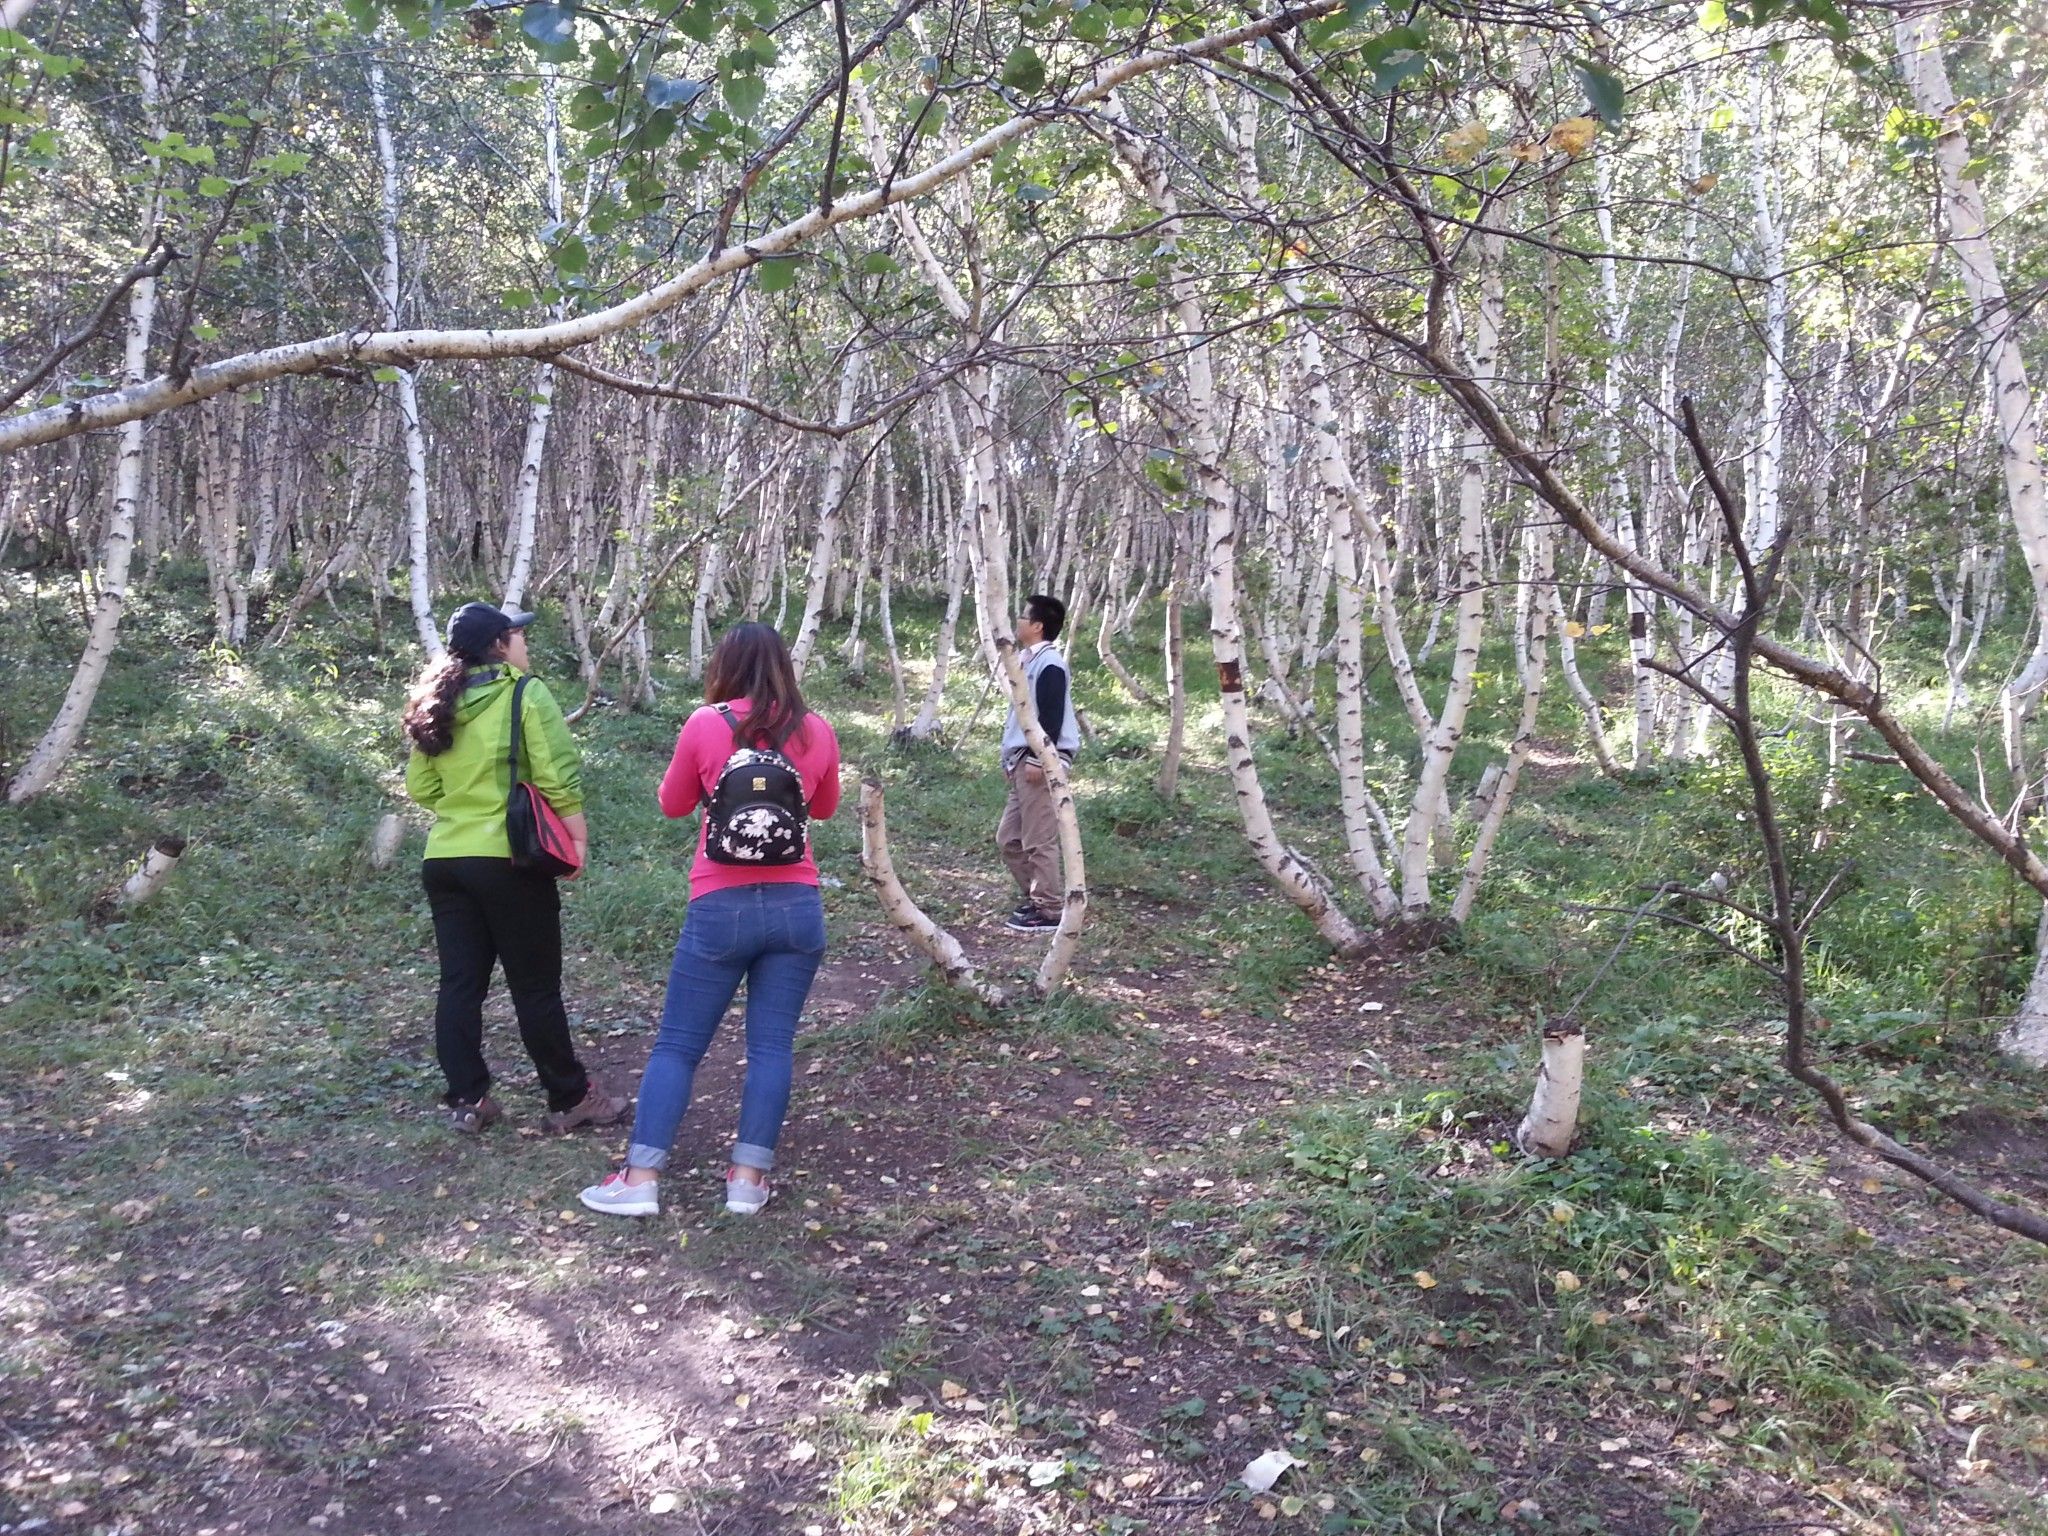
[2,561,2045,1535]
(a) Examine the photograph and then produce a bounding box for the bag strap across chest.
[507,676,530,794]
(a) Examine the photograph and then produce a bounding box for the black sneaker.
[1005,909,1060,932]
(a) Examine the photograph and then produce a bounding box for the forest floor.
[4,573,2048,1536]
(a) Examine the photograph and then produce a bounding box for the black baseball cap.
[445,601,535,659]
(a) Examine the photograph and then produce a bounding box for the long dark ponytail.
[402,654,468,756]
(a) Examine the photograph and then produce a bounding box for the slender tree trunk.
[842,448,880,672]
[1895,6,2048,757]
[1286,270,1399,920]
[876,463,909,729]
[1453,518,1554,923]
[790,347,867,677]
[368,53,439,656]
[1096,489,1155,705]
[1114,102,1361,953]
[1156,553,1186,800]
[1399,214,1502,918]
[500,68,566,611]
[7,0,166,803]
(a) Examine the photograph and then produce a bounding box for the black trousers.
[422,857,589,1112]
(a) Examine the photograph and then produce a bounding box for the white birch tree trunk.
[1399,217,1502,917]
[1285,271,1399,920]
[1892,10,2048,1063]
[1747,66,1787,560]
[1452,518,1554,924]
[368,53,439,656]
[6,0,166,803]
[790,347,867,677]
[876,465,909,729]
[1895,5,2048,755]
[1113,102,1362,953]
[500,66,566,611]
[1156,557,1186,800]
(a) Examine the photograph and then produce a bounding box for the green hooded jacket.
[404,666,583,860]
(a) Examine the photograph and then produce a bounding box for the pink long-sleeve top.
[658,701,842,900]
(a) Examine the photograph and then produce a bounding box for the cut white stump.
[118,835,187,907]
[858,780,1004,1007]
[1516,1024,1585,1159]
[368,813,405,871]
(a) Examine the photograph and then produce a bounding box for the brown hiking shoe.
[447,1095,504,1135]
[544,1077,629,1134]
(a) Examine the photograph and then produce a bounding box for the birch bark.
[368,53,439,656]
[1113,100,1362,952]
[500,70,566,611]
[1399,212,1502,917]
[790,347,868,677]
[6,0,166,802]
[1895,6,2048,769]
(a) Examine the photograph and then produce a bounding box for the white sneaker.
[724,1167,771,1216]
[580,1169,659,1218]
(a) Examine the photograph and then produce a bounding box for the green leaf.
[197,175,231,197]
[1698,0,1729,28]
[677,0,717,43]
[371,366,402,383]
[723,72,766,118]
[255,150,310,177]
[503,287,535,308]
[567,86,615,130]
[860,251,902,276]
[630,110,677,151]
[1142,455,1188,496]
[551,235,589,274]
[755,255,799,293]
[1575,59,1626,129]
[341,0,376,32]
[1071,4,1111,43]
[1353,24,1431,91]
[1001,45,1046,95]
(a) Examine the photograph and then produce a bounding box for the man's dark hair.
[1025,593,1066,642]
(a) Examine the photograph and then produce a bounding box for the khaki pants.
[997,762,1061,916]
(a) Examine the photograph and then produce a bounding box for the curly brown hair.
[401,655,469,756]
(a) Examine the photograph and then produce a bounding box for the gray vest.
[1001,644,1078,767]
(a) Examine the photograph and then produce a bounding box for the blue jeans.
[627,883,827,1175]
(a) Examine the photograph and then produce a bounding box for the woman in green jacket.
[402,602,625,1134]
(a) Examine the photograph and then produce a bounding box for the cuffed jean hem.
[626,1142,670,1171]
[733,1141,776,1173]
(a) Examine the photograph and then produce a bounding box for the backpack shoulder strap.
[507,675,530,790]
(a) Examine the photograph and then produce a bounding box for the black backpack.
[702,705,808,866]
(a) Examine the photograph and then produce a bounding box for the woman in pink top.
[581,623,841,1219]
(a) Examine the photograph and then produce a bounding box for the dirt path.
[110,922,1423,1536]
[8,916,2036,1535]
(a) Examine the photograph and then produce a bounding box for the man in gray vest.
[998,593,1079,932]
